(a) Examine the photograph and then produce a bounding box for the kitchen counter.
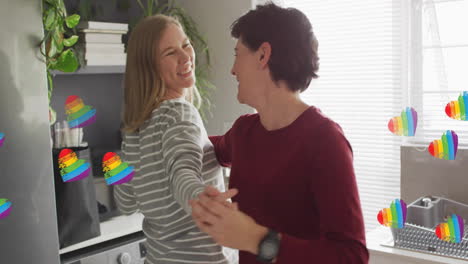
[59,212,144,254]
[367,226,468,264]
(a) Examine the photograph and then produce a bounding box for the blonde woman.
[114,15,237,264]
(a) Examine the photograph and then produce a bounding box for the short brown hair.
[231,2,319,92]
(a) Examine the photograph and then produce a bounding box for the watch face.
[261,241,278,259]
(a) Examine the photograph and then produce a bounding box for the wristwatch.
[256,229,281,263]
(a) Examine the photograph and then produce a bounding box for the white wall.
[177,0,255,135]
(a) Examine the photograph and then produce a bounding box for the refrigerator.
[0,0,61,263]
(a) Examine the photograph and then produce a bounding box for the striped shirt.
[114,98,235,264]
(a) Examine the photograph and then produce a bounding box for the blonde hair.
[122,15,200,133]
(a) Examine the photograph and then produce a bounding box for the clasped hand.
[189,186,268,255]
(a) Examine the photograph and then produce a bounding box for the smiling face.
[231,38,265,105]
[157,23,195,98]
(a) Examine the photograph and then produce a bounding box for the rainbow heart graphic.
[0,132,4,147]
[102,152,135,185]
[435,214,464,243]
[388,107,418,136]
[65,95,96,128]
[445,92,468,121]
[59,149,91,182]
[428,130,458,160]
[0,198,12,219]
[377,199,407,229]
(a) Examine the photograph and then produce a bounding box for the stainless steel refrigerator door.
[0,0,60,263]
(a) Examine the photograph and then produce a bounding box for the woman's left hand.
[190,191,268,254]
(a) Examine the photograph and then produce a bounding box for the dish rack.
[387,196,468,260]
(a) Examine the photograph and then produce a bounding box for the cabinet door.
[0,1,60,264]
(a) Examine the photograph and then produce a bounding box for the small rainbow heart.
[435,214,464,243]
[377,199,407,229]
[0,198,12,219]
[428,130,458,160]
[102,152,135,185]
[388,107,417,136]
[65,95,96,128]
[59,149,91,182]
[0,132,4,147]
[445,92,468,121]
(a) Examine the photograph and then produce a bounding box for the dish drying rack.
[382,196,468,260]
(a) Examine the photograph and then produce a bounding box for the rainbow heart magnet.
[59,149,91,182]
[445,91,468,121]
[102,152,135,185]
[435,214,464,243]
[65,95,96,128]
[428,130,458,160]
[0,198,12,219]
[377,199,407,229]
[0,132,4,147]
[388,107,418,136]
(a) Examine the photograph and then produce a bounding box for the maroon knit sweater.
[210,106,369,264]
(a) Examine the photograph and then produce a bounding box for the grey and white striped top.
[114,98,233,264]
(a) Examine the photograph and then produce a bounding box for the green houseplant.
[40,0,81,123]
[135,0,215,119]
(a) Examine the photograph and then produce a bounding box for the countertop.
[367,226,468,264]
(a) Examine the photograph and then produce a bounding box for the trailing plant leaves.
[48,39,57,57]
[54,49,79,72]
[53,29,64,53]
[63,35,79,47]
[49,105,57,124]
[65,14,80,28]
[47,71,54,100]
[48,57,58,70]
[55,38,64,53]
[42,0,81,125]
[44,9,55,30]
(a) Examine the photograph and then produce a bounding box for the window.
[408,0,468,146]
[282,0,406,231]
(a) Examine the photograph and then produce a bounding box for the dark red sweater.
[210,107,368,264]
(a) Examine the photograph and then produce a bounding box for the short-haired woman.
[191,3,369,264]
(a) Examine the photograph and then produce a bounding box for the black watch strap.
[256,229,281,263]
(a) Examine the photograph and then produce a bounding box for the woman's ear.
[259,42,272,69]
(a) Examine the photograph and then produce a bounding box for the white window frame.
[407,0,468,147]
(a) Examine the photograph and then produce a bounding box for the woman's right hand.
[195,185,239,210]
[190,188,267,254]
